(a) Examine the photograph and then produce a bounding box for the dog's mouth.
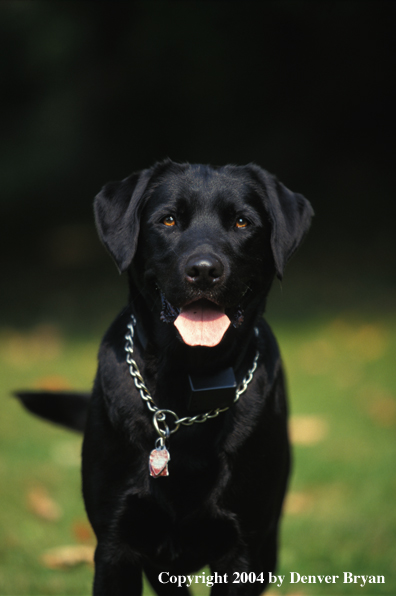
[160,294,244,347]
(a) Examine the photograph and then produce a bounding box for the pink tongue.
[174,301,231,347]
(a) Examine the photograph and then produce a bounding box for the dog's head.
[95,160,313,347]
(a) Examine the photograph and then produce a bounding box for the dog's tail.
[13,391,90,433]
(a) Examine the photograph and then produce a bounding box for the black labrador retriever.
[17,160,313,595]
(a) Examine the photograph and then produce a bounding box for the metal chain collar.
[124,314,259,439]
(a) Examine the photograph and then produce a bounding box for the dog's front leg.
[93,542,143,596]
[209,533,277,596]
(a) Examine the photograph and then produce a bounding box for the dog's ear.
[248,165,314,279]
[94,168,154,273]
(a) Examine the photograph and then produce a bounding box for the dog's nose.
[185,255,224,287]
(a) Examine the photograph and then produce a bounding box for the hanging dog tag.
[149,440,170,478]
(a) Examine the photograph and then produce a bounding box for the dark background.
[1,0,395,331]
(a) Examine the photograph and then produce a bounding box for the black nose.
[185,254,224,287]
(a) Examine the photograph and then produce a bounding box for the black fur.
[18,160,313,596]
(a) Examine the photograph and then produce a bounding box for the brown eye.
[235,217,249,228]
[162,216,176,227]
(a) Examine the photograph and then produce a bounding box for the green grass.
[1,276,395,595]
[272,313,396,595]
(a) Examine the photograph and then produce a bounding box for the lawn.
[1,269,395,595]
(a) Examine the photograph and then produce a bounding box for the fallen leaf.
[284,491,314,515]
[289,415,328,445]
[27,486,62,521]
[72,520,95,543]
[41,544,94,569]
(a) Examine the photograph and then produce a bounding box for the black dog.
[17,160,313,595]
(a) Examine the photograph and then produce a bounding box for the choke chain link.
[124,314,259,438]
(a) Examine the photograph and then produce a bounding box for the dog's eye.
[162,216,176,227]
[235,217,249,229]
